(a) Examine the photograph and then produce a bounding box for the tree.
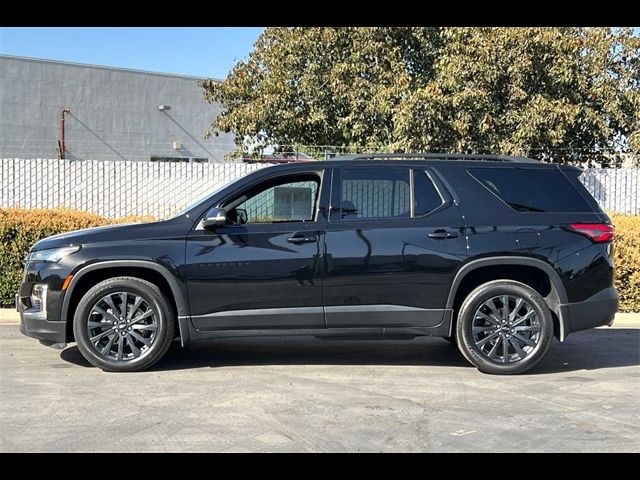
[203,27,640,163]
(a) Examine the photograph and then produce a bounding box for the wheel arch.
[61,260,191,346]
[446,256,569,341]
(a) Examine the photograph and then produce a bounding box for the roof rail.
[329,153,539,164]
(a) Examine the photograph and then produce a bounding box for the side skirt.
[178,310,452,345]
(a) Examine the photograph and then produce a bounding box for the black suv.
[17,154,618,374]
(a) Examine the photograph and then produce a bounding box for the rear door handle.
[287,235,317,244]
[428,230,458,239]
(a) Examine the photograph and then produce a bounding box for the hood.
[30,216,192,252]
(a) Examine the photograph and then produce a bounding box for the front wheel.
[456,280,553,375]
[73,276,175,372]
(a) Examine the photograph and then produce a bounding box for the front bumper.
[17,294,67,346]
[17,257,74,346]
[559,286,619,340]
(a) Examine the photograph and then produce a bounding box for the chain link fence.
[1,158,639,217]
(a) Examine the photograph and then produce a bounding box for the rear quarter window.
[468,168,593,213]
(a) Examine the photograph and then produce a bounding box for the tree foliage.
[203,27,640,162]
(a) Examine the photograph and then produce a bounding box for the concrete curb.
[609,312,640,328]
[0,309,19,325]
[2,308,639,327]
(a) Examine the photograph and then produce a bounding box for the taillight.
[564,223,614,243]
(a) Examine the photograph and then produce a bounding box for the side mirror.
[202,207,227,230]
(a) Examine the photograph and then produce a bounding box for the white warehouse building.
[0,55,237,162]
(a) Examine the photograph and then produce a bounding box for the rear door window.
[338,169,410,220]
[469,168,592,213]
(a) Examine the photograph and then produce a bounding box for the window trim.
[409,167,416,218]
[411,169,447,219]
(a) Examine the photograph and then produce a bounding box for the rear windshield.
[468,168,593,213]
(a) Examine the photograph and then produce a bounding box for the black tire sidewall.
[73,277,175,372]
[456,280,553,375]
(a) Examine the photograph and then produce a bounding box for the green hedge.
[1,208,639,312]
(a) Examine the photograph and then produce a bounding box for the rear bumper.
[559,286,618,340]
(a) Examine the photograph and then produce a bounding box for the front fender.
[61,260,191,346]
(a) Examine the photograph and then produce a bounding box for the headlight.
[29,245,81,263]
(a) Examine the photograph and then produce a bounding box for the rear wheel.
[456,280,553,375]
[73,276,175,372]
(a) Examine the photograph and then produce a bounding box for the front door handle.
[428,230,458,239]
[287,235,317,244]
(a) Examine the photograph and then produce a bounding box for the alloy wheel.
[86,291,158,362]
[471,295,541,364]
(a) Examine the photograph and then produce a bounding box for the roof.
[0,54,222,82]
[242,153,315,164]
[330,153,539,164]
[249,153,578,173]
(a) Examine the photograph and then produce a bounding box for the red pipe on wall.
[60,108,70,159]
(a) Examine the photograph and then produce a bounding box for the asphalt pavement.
[1,325,638,452]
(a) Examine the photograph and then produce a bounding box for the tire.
[73,276,175,372]
[456,280,553,375]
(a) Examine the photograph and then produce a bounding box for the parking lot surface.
[1,325,638,452]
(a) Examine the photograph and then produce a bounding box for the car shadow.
[60,328,639,374]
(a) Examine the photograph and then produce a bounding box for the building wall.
[0,55,237,162]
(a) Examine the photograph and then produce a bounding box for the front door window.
[227,176,319,224]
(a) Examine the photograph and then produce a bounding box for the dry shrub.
[0,208,152,305]
[609,213,640,312]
